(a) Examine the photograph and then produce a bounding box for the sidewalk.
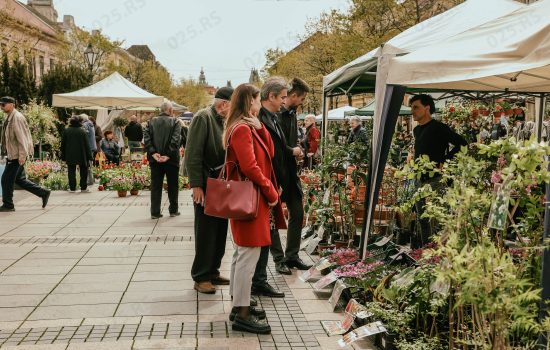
[0,190,374,350]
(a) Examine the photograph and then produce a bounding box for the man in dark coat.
[144,102,182,220]
[347,116,369,145]
[184,87,233,294]
[61,116,93,193]
[251,77,301,299]
[276,77,312,271]
[125,115,143,151]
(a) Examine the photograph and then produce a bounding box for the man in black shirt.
[410,94,467,247]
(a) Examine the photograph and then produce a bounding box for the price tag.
[316,226,325,238]
[488,183,511,231]
[338,321,387,347]
[301,225,313,239]
[374,235,392,247]
[301,234,315,250]
[313,271,338,291]
[300,257,330,282]
[305,236,322,255]
[315,258,333,271]
[329,279,348,310]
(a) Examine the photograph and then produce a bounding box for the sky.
[54,0,351,87]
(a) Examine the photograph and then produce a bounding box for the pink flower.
[497,155,507,168]
[491,171,502,184]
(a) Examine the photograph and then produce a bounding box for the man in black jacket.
[251,77,302,298]
[124,115,143,151]
[144,102,182,220]
[276,77,312,272]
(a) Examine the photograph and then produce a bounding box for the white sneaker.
[81,189,91,193]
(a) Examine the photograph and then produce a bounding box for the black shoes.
[151,214,163,219]
[251,283,285,298]
[275,261,292,275]
[0,206,15,212]
[286,258,313,270]
[42,191,51,209]
[170,212,181,217]
[229,306,266,322]
[232,314,271,334]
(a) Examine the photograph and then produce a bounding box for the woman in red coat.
[301,114,321,169]
[223,84,286,335]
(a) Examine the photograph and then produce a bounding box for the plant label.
[321,313,354,336]
[329,279,348,310]
[488,183,511,231]
[300,234,316,250]
[306,236,323,255]
[322,188,331,204]
[337,321,387,347]
[315,257,333,271]
[301,225,312,239]
[300,257,330,282]
[313,271,338,291]
[373,235,392,247]
[299,265,317,282]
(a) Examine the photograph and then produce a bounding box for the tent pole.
[321,91,328,155]
[539,155,550,348]
[536,93,546,142]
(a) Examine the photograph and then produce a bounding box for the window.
[39,56,44,77]
[50,58,55,71]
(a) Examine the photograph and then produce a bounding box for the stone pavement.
[0,189,375,350]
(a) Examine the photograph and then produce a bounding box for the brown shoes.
[194,281,216,294]
[211,275,230,285]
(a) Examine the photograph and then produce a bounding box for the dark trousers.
[1,159,47,209]
[268,188,304,262]
[191,202,228,282]
[150,162,179,216]
[252,229,280,287]
[67,164,88,191]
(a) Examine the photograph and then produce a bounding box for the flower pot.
[130,189,139,196]
[471,109,479,117]
[355,185,366,200]
[479,108,490,116]
[117,190,128,198]
[505,109,513,116]
[334,240,348,249]
[493,111,503,118]
[514,108,523,115]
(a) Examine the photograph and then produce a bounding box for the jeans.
[67,164,88,191]
[191,201,229,282]
[1,159,48,209]
[150,162,179,216]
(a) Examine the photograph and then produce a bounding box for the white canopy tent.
[52,72,164,109]
[363,0,550,259]
[315,105,356,122]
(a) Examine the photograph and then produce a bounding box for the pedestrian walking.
[143,102,182,219]
[61,116,93,193]
[184,87,233,294]
[224,84,285,334]
[100,131,120,165]
[125,115,143,152]
[0,96,50,212]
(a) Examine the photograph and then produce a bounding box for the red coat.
[226,124,287,247]
[306,126,321,154]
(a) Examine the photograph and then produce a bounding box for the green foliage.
[0,54,36,105]
[38,65,92,106]
[21,100,60,152]
[113,117,129,128]
[41,172,69,191]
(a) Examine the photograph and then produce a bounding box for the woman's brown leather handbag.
[204,125,260,220]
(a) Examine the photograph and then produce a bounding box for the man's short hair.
[160,101,173,114]
[288,77,310,96]
[410,94,436,114]
[349,116,361,124]
[261,77,288,101]
[104,130,113,138]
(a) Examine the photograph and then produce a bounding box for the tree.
[169,79,210,113]
[0,54,36,105]
[38,65,92,106]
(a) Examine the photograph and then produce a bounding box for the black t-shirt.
[413,119,467,165]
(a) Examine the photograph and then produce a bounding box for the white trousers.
[229,245,261,307]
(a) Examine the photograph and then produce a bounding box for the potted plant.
[108,176,133,197]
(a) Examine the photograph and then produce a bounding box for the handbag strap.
[219,122,248,181]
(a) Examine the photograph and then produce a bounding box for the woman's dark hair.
[223,84,260,148]
[410,94,436,114]
[104,130,113,138]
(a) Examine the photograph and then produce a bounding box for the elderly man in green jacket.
[0,96,50,212]
[184,87,233,294]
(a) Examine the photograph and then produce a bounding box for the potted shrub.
[109,176,133,197]
[131,174,149,195]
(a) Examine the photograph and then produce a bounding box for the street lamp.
[84,43,98,72]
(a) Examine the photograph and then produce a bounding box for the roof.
[127,45,156,61]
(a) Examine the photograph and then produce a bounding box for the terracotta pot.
[493,111,503,118]
[505,109,514,116]
[514,108,523,115]
[471,109,479,117]
[117,190,128,198]
[355,185,367,200]
[479,108,490,116]
[334,240,348,249]
[130,189,139,196]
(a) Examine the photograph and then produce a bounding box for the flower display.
[333,260,384,279]
[326,248,360,266]
[25,161,54,179]
[108,176,134,192]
